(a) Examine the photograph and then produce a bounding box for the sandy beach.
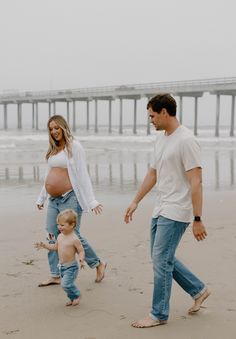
[0,133,236,339]
[1,0,236,336]
[0,183,236,339]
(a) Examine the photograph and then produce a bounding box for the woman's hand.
[79,259,85,269]
[92,204,103,215]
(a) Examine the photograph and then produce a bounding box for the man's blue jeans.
[46,190,100,277]
[59,261,80,301]
[150,216,206,321]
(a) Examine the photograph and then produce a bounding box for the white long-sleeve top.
[36,140,99,212]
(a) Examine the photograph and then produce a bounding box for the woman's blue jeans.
[46,190,100,277]
[59,261,80,301]
[150,216,206,321]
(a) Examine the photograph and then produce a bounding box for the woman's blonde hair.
[57,209,77,228]
[46,115,74,160]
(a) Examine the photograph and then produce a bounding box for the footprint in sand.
[86,288,94,292]
[22,259,35,265]
[6,272,20,278]
[3,330,20,335]
[128,287,143,294]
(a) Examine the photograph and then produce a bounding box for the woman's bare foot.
[38,277,60,287]
[188,289,211,314]
[66,301,73,306]
[131,315,167,328]
[72,297,80,306]
[95,262,107,283]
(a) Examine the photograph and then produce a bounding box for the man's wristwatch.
[194,216,201,222]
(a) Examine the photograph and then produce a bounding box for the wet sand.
[0,185,236,339]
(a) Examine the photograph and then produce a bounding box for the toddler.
[35,209,85,306]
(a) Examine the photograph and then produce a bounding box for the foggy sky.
[0,0,235,93]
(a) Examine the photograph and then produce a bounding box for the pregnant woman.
[36,115,106,286]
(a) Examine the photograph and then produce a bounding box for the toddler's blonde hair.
[57,209,77,228]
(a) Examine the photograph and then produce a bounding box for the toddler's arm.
[74,238,85,269]
[34,241,58,251]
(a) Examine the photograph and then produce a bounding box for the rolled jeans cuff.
[149,313,158,321]
[90,260,101,269]
[193,286,207,300]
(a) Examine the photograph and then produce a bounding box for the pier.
[1,76,236,136]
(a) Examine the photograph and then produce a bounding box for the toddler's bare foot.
[95,262,107,283]
[72,297,80,306]
[66,301,73,306]
[188,289,211,314]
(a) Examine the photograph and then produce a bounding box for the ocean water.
[0,128,236,193]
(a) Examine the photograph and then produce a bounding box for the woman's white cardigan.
[36,140,99,212]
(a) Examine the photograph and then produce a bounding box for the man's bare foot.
[188,289,211,314]
[95,262,107,283]
[66,301,73,306]
[72,296,80,306]
[131,315,167,328]
[38,277,60,287]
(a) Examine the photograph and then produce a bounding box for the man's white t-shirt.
[151,125,202,223]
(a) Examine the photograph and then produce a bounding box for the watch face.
[194,216,201,222]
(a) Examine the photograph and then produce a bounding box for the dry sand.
[0,186,236,339]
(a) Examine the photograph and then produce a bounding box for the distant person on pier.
[124,93,210,328]
[36,115,106,287]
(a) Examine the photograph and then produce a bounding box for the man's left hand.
[192,221,207,241]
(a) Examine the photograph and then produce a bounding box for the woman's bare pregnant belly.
[45,168,72,197]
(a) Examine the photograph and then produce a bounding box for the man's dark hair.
[147,93,177,116]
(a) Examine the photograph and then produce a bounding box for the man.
[124,93,210,328]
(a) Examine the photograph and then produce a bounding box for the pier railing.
[2,76,236,100]
[1,76,236,136]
